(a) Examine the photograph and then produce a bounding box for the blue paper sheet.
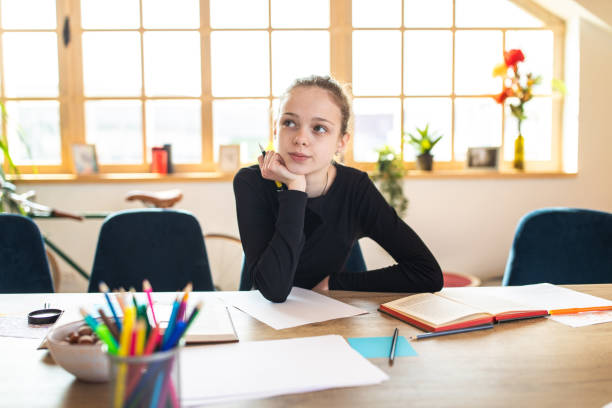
[347,336,417,358]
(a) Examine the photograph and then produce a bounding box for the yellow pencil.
[114,305,135,408]
[135,319,146,356]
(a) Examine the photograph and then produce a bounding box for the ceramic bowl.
[46,319,110,383]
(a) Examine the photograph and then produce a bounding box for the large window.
[1,0,564,175]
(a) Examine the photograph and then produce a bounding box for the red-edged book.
[379,290,548,333]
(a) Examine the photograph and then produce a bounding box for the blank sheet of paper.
[180,335,388,406]
[216,287,368,330]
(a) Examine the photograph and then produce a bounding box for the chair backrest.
[238,240,367,291]
[88,209,214,292]
[503,208,612,286]
[0,214,54,293]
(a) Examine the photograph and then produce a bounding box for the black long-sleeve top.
[233,163,443,303]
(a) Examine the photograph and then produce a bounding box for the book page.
[384,293,487,326]
[440,287,536,315]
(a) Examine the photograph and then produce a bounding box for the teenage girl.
[233,75,442,302]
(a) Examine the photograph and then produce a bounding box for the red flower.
[493,87,514,104]
[504,49,525,68]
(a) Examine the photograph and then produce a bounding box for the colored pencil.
[161,296,181,349]
[409,324,495,340]
[99,281,122,332]
[79,307,118,355]
[98,308,120,342]
[142,279,158,327]
[177,282,193,321]
[114,305,135,408]
[549,305,612,315]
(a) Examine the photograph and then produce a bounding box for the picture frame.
[466,147,500,170]
[218,144,241,173]
[71,143,99,175]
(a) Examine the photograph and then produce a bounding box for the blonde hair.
[280,75,352,136]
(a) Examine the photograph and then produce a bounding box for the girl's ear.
[337,132,350,154]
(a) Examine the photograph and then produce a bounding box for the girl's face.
[275,86,348,176]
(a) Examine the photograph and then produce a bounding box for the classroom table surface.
[1,284,612,408]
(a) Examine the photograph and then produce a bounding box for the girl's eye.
[282,119,296,128]
[313,125,327,134]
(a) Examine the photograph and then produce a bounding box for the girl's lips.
[289,153,310,162]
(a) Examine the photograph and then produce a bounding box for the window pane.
[142,0,199,29]
[404,31,452,95]
[146,100,201,164]
[1,0,56,29]
[211,31,269,97]
[213,99,269,163]
[455,30,502,95]
[6,101,61,165]
[456,0,543,28]
[82,32,141,97]
[3,33,58,97]
[353,98,401,162]
[504,97,551,161]
[143,31,201,96]
[271,31,330,96]
[85,100,142,164]
[353,31,401,96]
[454,98,501,160]
[210,0,268,28]
[404,98,452,161]
[271,0,329,28]
[506,30,553,93]
[352,0,400,28]
[404,0,452,28]
[81,0,140,29]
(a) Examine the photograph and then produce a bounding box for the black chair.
[88,209,214,292]
[239,240,366,290]
[503,208,612,286]
[0,214,54,293]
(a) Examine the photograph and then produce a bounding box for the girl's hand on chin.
[258,151,306,192]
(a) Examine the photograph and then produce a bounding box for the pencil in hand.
[258,143,283,189]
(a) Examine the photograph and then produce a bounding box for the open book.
[379,283,612,332]
[379,291,547,332]
[40,299,238,349]
[156,303,238,343]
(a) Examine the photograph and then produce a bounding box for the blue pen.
[161,296,180,348]
[99,281,122,332]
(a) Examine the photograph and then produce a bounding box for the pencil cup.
[107,347,181,408]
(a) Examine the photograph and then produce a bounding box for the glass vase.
[513,134,525,170]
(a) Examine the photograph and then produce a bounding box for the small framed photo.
[466,147,500,170]
[218,144,241,173]
[71,143,99,175]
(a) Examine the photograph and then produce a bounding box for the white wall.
[24,16,612,292]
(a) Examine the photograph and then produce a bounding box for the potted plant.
[405,124,443,171]
[370,145,408,217]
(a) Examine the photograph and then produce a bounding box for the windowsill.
[6,169,577,183]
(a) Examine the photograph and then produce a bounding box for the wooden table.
[2,285,612,407]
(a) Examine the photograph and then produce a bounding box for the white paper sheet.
[548,310,612,327]
[180,335,389,406]
[0,316,51,339]
[442,283,612,311]
[215,287,368,330]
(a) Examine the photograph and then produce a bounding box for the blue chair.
[239,240,366,290]
[503,208,612,286]
[0,214,54,293]
[88,209,214,292]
